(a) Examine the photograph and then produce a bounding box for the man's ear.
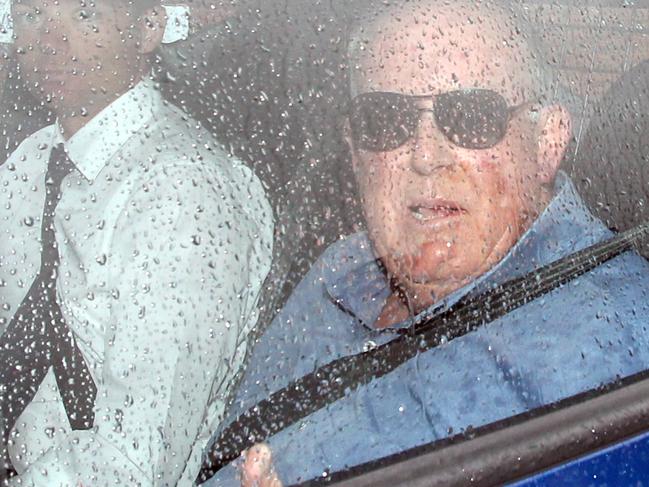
[535,104,572,184]
[138,6,167,55]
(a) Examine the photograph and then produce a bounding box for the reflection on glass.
[0,1,272,485]
[1,0,649,486]
[204,1,649,486]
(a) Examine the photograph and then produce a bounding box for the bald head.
[347,0,550,102]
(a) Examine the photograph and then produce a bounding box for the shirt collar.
[325,172,611,329]
[55,79,163,181]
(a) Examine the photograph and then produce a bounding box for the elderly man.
[205,1,649,486]
[0,0,273,485]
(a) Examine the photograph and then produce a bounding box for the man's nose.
[409,111,457,176]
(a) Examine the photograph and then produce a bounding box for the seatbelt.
[196,222,649,483]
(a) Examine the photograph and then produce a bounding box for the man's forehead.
[350,3,536,104]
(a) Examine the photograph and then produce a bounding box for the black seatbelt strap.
[197,223,649,483]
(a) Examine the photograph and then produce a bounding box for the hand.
[240,443,283,487]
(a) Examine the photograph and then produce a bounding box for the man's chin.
[390,259,450,286]
[392,251,469,286]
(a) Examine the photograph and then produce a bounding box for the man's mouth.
[408,200,466,222]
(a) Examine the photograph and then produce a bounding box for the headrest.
[161,5,189,44]
[0,0,11,45]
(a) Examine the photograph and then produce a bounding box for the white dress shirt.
[0,80,274,486]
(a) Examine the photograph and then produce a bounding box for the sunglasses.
[348,89,529,152]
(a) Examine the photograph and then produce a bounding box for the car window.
[0,1,647,486]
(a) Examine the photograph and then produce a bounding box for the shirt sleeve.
[11,161,274,486]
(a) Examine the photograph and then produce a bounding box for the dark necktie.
[0,144,97,469]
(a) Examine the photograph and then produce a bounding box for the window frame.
[297,369,649,486]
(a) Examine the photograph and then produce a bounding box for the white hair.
[345,0,554,101]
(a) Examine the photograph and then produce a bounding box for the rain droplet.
[363,340,377,352]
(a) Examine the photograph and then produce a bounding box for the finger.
[240,443,282,487]
[241,443,272,487]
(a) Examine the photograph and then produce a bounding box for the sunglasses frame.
[348,89,531,153]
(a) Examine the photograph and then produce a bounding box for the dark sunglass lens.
[434,90,509,149]
[349,93,417,152]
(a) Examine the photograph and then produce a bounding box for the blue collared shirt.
[207,173,649,485]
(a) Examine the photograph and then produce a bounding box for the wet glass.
[199,1,649,486]
[0,0,648,486]
[0,1,276,485]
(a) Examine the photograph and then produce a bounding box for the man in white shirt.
[0,0,274,485]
